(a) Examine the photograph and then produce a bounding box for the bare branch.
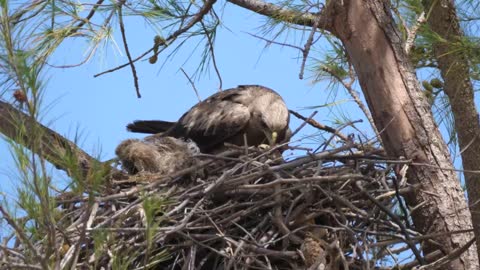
[320,64,381,142]
[246,32,304,51]
[0,100,102,176]
[227,0,327,29]
[200,20,223,91]
[289,110,350,142]
[180,68,202,102]
[117,2,141,98]
[94,0,217,78]
[300,13,322,79]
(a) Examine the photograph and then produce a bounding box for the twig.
[0,206,48,269]
[414,238,475,270]
[300,12,322,79]
[289,110,350,142]
[357,182,426,265]
[180,68,202,102]
[69,201,99,270]
[321,64,381,142]
[290,111,318,138]
[246,32,304,51]
[238,174,364,189]
[200,20,223,91]
[117,2,141,98]
[94,0,217,78]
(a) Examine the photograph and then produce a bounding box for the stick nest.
[2,142,433,270]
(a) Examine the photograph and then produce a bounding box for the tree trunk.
[324,1,478,268]
[422,0,480,261]
[228,0,478,268]
[229,0,479,270]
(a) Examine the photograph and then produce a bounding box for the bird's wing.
[126,87,248,135]
[127,120,176,134]
[167,90,251,150]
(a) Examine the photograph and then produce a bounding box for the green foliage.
[311,36,349,81]
[143,194,170,249]
[91,229,110,267]
[430,78,443,88]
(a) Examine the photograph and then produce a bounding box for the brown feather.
[115,136,199,175]
[127,85,290,152]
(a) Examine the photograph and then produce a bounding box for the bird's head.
[256,98,290,146]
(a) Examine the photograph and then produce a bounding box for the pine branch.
[0,100,103,176]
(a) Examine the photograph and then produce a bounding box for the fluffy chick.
[115,136,199,175]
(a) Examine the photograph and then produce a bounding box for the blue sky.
[0,3,379,203]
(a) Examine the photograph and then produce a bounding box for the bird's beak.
[264,131,278,146]
[271,131,278,145]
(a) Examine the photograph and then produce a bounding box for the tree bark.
[422,0,480,261]
[228,0,478,268]
[0,100,100,177]
[325,1,477,268]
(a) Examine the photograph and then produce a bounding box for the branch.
[180,68,202,102]
[200,20,223,90]
[300,12,322,79]
[405,12,426,54]
[227,0,330,30]
[117,2,141,98]
[94,0,217,78]
[289,110,350,142]
[0,206,48,269]
[320,64,382,142]
[0,100,101,176]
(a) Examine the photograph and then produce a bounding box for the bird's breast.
[226,122,267,146]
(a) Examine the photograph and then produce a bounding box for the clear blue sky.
[0,3,392,204]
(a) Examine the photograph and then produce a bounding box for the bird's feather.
[127,120,176,134]
[127,85,290,152]
[165,97,251,151]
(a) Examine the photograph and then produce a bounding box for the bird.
[115,136,199,176]
[126,85,290,152]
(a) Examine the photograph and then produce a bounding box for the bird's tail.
[126,120,176,134]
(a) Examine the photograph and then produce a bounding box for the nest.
[2,140,435,270]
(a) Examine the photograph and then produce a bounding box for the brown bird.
[127,85,290,152]
[115,136,199,175]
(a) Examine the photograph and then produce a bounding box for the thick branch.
[227,0,330,30]
[0,100,99,176]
